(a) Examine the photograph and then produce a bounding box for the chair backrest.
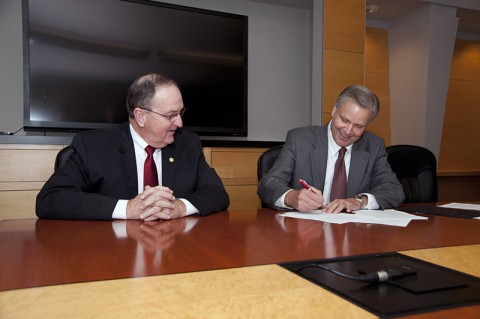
[257,145,283,208]
[55,145,74,171]
[257,145,283,182]
[386,144,438,203]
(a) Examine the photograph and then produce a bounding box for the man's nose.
[344,123,354,135]
[173,116,183,128]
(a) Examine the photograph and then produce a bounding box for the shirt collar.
[327,121,353,155]
[130,124,149,151]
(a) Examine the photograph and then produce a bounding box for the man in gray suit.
[258,85,404,214]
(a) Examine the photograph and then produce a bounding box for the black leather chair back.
[386,145,438,203]
[257,145,283,182]
[257,145,283,208]
[55,145,74,171]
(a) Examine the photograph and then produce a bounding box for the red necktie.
[330,147,347,201]
[144,145,158,188]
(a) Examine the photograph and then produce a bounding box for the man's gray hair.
[126,73,179,118]
[335,85,380,122]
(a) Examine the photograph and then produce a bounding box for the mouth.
[338,129,351,140]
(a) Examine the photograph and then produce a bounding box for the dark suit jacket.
[36,123,229,220]
[257,125,405,209]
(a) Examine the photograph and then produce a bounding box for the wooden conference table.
[1,207,479,318]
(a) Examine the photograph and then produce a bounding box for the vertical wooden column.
[365,27,391,145]
[322,0,365,123]
[440,39,480,174]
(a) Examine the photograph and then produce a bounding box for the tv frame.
[22,0,248,136]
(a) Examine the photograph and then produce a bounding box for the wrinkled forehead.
[150,85,184,111]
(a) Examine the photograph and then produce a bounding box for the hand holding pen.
[293,179,327,210]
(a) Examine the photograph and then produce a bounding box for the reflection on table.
[1,207,480,291]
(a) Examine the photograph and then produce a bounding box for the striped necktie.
[330,147,347,201]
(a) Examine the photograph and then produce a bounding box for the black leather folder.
[399,205,480,219]
[280,252,480,318]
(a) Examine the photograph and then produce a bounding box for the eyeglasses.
[140,107,186,122]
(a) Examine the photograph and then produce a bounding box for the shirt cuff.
[112,198,199,219]
[362,193,380,210]
[274,190,294,209]
[112,199,128,219]
[179,198,199,216]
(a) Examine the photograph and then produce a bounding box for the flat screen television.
[22,0,248,136]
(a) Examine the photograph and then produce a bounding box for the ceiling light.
[366,4,380,13]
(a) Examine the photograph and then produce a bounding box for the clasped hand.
[127,185,186,221]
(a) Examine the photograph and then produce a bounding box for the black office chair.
[386,144,438,203]
[257,145,283,208]
[257,145,283,182]
[55,145,74,171]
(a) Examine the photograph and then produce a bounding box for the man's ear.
[133,108,146,127]
[331,106,337,117]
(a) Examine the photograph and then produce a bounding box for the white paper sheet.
[278,209,428,227]
[438,202,480,211]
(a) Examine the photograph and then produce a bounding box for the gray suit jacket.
[257,125,405,209]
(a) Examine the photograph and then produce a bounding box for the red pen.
[299,178,327,208]
[298,179,313,191]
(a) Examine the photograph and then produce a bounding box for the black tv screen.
[22,0,248,136]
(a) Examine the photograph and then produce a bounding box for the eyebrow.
[340,115,367,128]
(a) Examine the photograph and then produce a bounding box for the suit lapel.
[311,126,329,191]
[161,144,177,189]
[347,143,369,197]
[119,124,138,197]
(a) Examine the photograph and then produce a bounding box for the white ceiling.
[250,0,480,34]
[366,0,480,34]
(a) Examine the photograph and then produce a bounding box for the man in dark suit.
[36,73,229,221]
[258,85,404,213]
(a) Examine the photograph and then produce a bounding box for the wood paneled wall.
[439,39,480,174]
[205,147,267,210]
[0,144,65,219]
[365,27,391,145]
[322,0,365,123]
[322,7,392,147]
[322,24,391,145]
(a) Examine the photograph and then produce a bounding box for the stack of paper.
[278,209,428,227]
